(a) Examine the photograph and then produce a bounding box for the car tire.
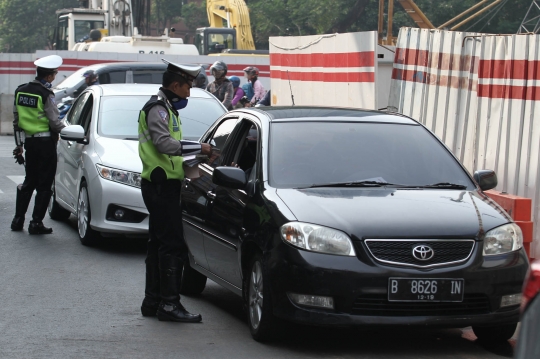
[48,181,71,221]
[472,323,517,342]
[245,252,276,342]
[180,262,207,295]
[77,181,100,246]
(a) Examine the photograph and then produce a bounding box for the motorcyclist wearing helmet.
[229,76,246,109]
[83,70,99,86]
[243,66,266,106]
[206,61,234,110]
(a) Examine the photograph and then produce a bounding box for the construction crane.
[379,0,505,45]
[518,0,540,34]
[195,0,266,55]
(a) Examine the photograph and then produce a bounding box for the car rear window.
[133,70,163,84]
[268,121,475,189]
[98,96,225,140]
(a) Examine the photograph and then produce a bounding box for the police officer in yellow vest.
[11,55,66,234]
[138,59,211,322]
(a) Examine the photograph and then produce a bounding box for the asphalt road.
[0,135,520,359]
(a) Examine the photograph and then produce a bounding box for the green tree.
[182,1,208,31]
[0,0,79,52]
[152,0,183,34]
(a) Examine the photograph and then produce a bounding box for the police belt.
[25,131,51,138]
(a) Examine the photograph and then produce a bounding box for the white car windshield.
[98,96,225,141]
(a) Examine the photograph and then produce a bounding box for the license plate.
[388,278,464,302]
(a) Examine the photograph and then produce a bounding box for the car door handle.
[207,191,216,199]
[67,141,72,147]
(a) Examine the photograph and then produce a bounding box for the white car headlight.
[96,164,142,188]
[483,223,523,255]
[280,222,355,256]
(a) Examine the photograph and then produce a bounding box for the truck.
[195,0,268,55]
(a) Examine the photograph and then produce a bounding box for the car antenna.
[287,70,295,106]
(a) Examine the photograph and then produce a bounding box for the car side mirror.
[212,167,247,189]
[61,125,86,143]
[474,170,497,191]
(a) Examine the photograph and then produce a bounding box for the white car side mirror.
[61,125,85,142]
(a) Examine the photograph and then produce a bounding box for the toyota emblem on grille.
[412,245,435,261]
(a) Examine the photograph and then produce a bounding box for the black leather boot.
[141,254,160,317]
[11,185,32,231]
[32,190,53,222]
[157,255,202,323]
[28,221,53,235]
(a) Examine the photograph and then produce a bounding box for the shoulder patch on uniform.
[50,96,56,105]
[158,110,168,122]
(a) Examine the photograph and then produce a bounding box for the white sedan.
[48,84,227,245]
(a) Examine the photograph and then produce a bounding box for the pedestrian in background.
[138,59,212,323]
[11,55,66,234]
[206,61,234,110]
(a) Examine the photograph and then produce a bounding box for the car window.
[99,71,126,84]
[229,121,259,173]
[205,118,238,167]
[133,70,163,84]
[65,92,90,126]
[269,121,475,189]
[98,96,226,140]
[79,95,94,135]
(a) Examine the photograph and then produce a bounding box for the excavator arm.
[207,0,255,50]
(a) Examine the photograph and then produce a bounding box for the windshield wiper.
[123,137,138,141]
[417,182,467,189]
[297,181,390,189]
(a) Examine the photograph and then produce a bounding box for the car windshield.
[54,68,90,89]
[268,121,475,189]
[98,96,225,140]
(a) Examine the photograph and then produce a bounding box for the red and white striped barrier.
[0,50,270,95]
[389,28,540,259]
[269,32,378,109]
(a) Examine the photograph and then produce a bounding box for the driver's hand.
[201,143,212,156]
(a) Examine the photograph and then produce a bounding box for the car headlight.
[483,223,523,255]
[280,222,356,256]
[96,164,142,188]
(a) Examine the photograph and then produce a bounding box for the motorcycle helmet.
[229,76,240,88]
[210,61,228,79]
[82,69,98,82]
[243,66,260,77]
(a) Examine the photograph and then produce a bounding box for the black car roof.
[251,106,418,125]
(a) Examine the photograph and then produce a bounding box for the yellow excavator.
[195,0,268,55]
[379,0,505,45]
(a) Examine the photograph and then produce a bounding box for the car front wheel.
[472,323,517,342]
[245,252,276,342]
[77,181,100,246]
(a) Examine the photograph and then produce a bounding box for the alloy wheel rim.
[77,187,89,238]
[249,261,263,330]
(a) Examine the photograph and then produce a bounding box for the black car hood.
[275,188,511,239]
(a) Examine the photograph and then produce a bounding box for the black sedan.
[179,107,529,342]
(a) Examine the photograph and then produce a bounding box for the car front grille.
[351,293,491,316]
[363,239,475,268]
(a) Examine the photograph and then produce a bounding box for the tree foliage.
[0,0,531,53]
[0,0,79,52]
[152,0,183,34]
[245,0,529,49]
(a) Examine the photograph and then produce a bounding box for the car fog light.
[114,209,125,220]
[500,293,522,308]
[288,293,334,309]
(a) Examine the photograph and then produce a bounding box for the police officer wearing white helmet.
[138,59,212,323]
[11,55,66,234]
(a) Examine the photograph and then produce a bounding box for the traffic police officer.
[138,59,212,322]
[11,55,66,234]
